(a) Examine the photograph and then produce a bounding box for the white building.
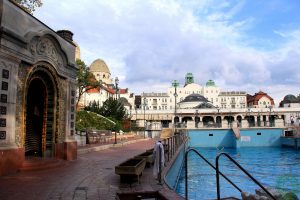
[145,73,247,111]
[219,91,247,109]
[78,58,134,110]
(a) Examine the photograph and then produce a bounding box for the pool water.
[176,147,300,199]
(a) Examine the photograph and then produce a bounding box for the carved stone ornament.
[30,37,63,68]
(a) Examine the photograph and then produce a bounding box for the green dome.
[206,80,216,87]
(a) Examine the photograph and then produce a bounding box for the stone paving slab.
[0,139,183,200]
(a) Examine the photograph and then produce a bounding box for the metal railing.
[184,149,276,200]
[158,131,187,184]
[216,152,276,200]
[184,148,242,200]
[162,131,187,163]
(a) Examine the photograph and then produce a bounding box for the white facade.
[219,92,247,109]
[79,88,112,107]
[163,77,245,110]
[141,93,169,110]
[78,58,134,110]
[256,96,273,108]
[141,78,246,111]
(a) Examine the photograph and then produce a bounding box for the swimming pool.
[175,147,300,199]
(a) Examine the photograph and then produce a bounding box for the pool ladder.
[184,148,276,200]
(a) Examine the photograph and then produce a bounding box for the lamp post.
[172,80,179,132]
[115,77,119,100]
[128,106,132,132]
[143,96,147,138]
[114,77,119,144]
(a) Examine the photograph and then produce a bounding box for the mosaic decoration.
[0,118,6,127]
[0,94,7,103]
[0,131,5,139]
[0,106,6,115]
[1,81,8,90]
[2,69,9,79]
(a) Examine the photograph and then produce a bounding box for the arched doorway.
[203,116,214,127]
[25,68,57,158]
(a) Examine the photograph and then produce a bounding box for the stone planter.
[115,158,146,184]
[134,151,153,167]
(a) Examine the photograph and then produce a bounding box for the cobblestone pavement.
[0,139,180,200]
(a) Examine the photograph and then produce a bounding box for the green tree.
[76,59,101,108]
[99,97,127,121]
[84,100,101,113]
[13,0,43,13]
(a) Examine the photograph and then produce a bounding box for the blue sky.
[34,0,300,105]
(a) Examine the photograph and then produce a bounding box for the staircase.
[232,128,241,139]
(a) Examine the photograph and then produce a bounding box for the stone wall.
[0,0,78,175]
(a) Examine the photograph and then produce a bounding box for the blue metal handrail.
[185,148,242,200]
[216,152,276,200]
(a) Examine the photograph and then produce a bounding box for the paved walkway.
[0,139,182,200]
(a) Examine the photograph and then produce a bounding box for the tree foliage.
[83,98,127,131]
[85,97,127,121]
[75,110,116,131]
[84,101,101,114]
[13,0,43,13]
[76,59,101,108]
[99,97,127,121]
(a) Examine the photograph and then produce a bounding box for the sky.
[34,0,300,106]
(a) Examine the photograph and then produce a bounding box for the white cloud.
[34,0,300,106]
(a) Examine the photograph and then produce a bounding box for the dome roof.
[283,94,297,103]
[90,59,110,73]
[180,94,208,103]
[206,80,216,87]
[195,102,215,109]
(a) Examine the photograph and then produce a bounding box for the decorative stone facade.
[0,0,78,175]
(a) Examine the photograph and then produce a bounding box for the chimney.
[56,30,73,42]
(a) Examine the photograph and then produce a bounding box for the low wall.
[281,137,300,149]
[189,128,283,148]
[75,133,86,146]
[164,142,186,190]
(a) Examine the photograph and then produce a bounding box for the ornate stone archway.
[24,65,58,158]
[0,1,78,175]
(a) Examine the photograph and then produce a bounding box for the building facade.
[0,1,77,175]
[140,73,247,111]
[247,91,275,108]
[78,58,134,110]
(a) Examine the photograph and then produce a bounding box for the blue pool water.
[176,147,300,199]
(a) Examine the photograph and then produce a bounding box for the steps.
[18,157,67,172]
[232,128,241,139]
